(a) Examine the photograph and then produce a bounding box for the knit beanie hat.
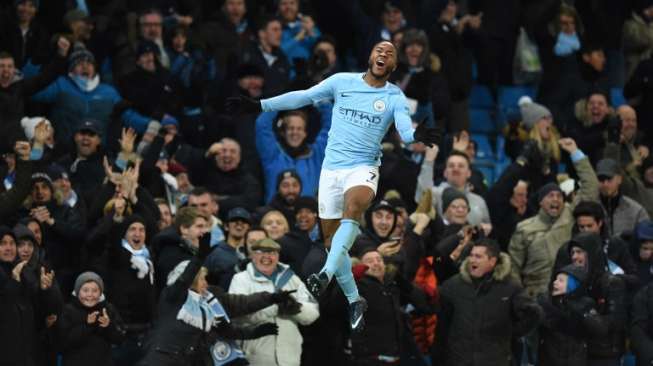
[31,172,54,191]
[537,182,563,203]
[276,169,302,191]
[566,274,580,293]
[519,96,552,130]
[68,47,95,73]
[442,187,469,212]
[20,116,50,141]
[121,214,147,239]
[74,271,104,295]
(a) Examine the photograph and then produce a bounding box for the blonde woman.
[260,210,289,240]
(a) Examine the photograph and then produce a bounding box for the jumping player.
[226,41,440,331]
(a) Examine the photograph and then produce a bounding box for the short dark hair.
[257,15,281,31]
[447,150,471,166]
[245,226,267,240]
[313,35,337,50]
[139,7,163,21]
[0,52,14,62]
[472,238,501,259]
[189,186,212,199]
[573,200,605,222]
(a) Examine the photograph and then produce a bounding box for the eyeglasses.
[449,204,469,211]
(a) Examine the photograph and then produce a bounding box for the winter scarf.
[121,239,154,284]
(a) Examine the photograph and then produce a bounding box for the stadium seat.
[470,85,494,109]
[498,85,537,111]
[610,88,626,107]
[469,109,496,134]
[471,133,494,160]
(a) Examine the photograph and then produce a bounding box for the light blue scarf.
[554,32,580,57]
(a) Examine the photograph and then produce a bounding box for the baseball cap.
[595,158,619,179]
[227,207,252,224]
[76,119,101,135]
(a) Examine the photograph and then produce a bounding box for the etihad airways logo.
[338,106,383,129]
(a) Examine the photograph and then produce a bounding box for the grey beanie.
[74,271,104,295]
[519,96,552,130]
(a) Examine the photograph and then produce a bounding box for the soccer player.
[226,41,440,331]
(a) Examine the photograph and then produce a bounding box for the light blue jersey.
[261,72,415,169]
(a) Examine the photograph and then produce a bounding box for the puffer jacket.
[567,232,628,360]
[631,283,653,366]
[509,154,599,298]
[435,253,543,366]
[228,262,319,366]
[537,265,608,366]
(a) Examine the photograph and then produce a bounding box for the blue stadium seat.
[470,85,494,109]
[610,88,626,107]
[471,133,494,160]
[474,160,495,186]
[498,85,537,111]
[469,109,496,134]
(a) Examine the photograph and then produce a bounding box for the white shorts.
[318,165,379,219]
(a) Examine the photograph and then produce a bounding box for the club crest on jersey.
[373,99,386,112]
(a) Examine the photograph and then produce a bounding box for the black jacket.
[351,274,431,361]
[428,20,474,102]
[57,150,107,208]
[537,265,609,366]
[152,226,194,294]
[239,42,290,98]
[279,229,314,276]
[57,299,126,366]
[89,215,157,327]
[565,232,628,360]
[140,256,276,366]
[625,57,653,146]
[0,159,32,222]
[486,163,529,250]
[0,259,39,366]
[435,253,543,366]
[117,65,183,121]
[631,283,653,366]
[0,54,66,154]
[175,145,262,214]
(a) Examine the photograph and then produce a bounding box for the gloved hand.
[251,322,278,338]
[270,289,297,304]
[225,95,262,115]
[516,139,541,167]
[197,233,212,260]
[413,119,442,147]
[277,297,302,316]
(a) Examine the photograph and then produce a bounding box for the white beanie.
[518,96,552,130]
[20,116,50,141]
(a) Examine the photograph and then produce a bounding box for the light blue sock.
[321,219,360,277]
[334,252,360,304]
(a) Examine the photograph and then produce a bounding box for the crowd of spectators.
[2,0,653,366]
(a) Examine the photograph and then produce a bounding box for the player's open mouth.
[375,59,385,67]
